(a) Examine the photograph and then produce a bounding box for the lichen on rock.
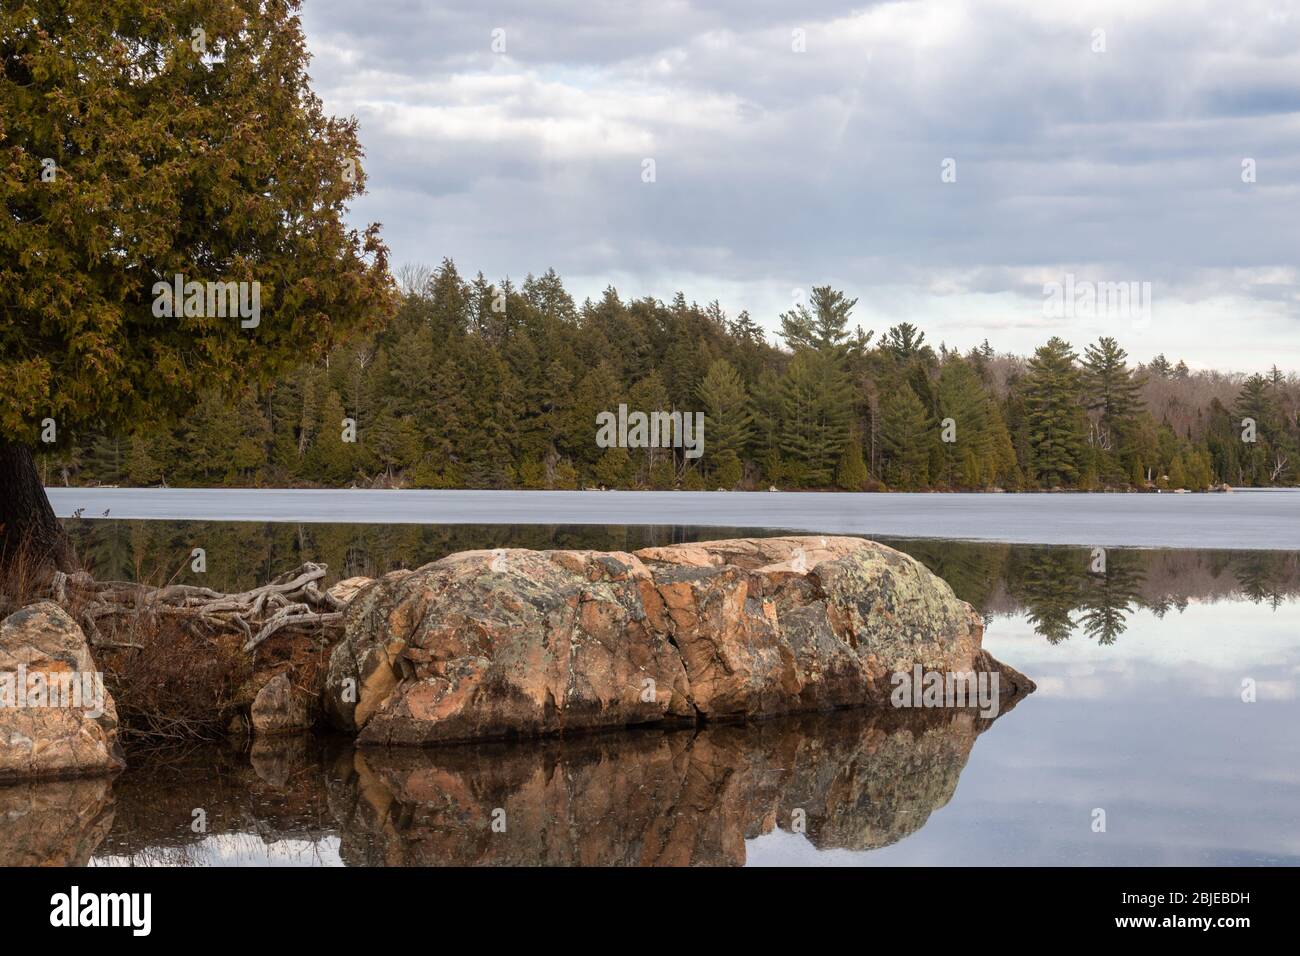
[0,602,125,781]
[325,536,1033,747]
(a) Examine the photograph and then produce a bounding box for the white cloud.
[300,0,1300,370]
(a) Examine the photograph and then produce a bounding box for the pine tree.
[697,358,753,484]
[880,384,930,489]
[368,411,421,483]
[729,310,766,347]
[1147,354,1173,378]
[986,402,1021,489]
[306,390,357,485]
[552,458,579,490]
[568,362,623,475]
[83,436,128,486]
[936,358,994,487]
[1234,374,1277,485]
[1167,454,1187,489]
[751,368,787,481]
[1130,456,1146,488]
[593,446,634,487]
[777,351,852,486]
[778,286,858,359]
[1021,337,1086,487]
[648,455,677,489]
[542,359,576,457]
[1083,337,1145,456]
[835,433,869,490]
[883,323,928,363]
[126,434,164,487]
[627,371,671,483]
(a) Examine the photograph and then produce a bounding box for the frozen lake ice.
[47,487,1300,549]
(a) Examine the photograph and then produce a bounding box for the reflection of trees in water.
[874,540,1299,646]
[61,521,1300,646]
[1077,551,1146,646]
[1233,552,1293,610]
[902,541,1091,644]
[1008,547,1085,645]
[77,518,136,583]
[1143,594,1189,619]
[62,521,773,592]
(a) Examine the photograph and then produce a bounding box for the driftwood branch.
[53,562,347,652]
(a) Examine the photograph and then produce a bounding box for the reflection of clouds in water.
[92,834,343,868]
[785,597,1300,866]
[751,693,1300,866]
[984,601,1300,701]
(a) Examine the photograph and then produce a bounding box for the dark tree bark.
[0,443,74,573]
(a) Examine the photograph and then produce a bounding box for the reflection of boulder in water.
[39,696,1024,866]
[0,777,115,866]
[92,739,341,864]
[249,733,317,789]
[763,710,981,851]
[334,705,1014,866]
[335,731,720,866]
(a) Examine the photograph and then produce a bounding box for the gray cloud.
[299,0,1300,370]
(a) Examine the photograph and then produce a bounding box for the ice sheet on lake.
[47,488,1300,549]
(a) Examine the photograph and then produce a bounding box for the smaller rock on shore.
[0,602,125,781]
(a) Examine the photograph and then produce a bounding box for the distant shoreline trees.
[40,261,1300,493]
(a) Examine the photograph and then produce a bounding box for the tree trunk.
[0,442,74,573]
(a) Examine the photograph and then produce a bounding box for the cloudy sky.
[297,0,1300,372]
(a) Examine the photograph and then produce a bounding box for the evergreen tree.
[752,368,788,482]
[593,446,634,487]
[936,358,994,487]
[1021,337,1086,487]
[1078,552,1145,645]
[835,432,870,490]
[883,322,929,363]
[83,436,128,486]
[777,351,853,486]
[569,362,623,476]
[697,358,753,486]
[0,0,393,569]
[778,286,858,359]
[880,384,930,489]
[1083,336,1145,459]
[306,390,358,485]
[1234,374,1278,486]
[34,252,1300,497]
[1147,354,1174,378]
[126,434,165,487]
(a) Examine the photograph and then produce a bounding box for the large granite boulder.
[0,602,126,780]
[325,536,1032,746]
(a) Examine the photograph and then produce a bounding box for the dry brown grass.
[0,529,70,617]
[92,614,253,741]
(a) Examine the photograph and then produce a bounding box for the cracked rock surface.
[324,536,1033,747]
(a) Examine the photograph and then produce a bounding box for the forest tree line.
[38,260,1300,492]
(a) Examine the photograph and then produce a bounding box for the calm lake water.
[4,518,1298,866]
